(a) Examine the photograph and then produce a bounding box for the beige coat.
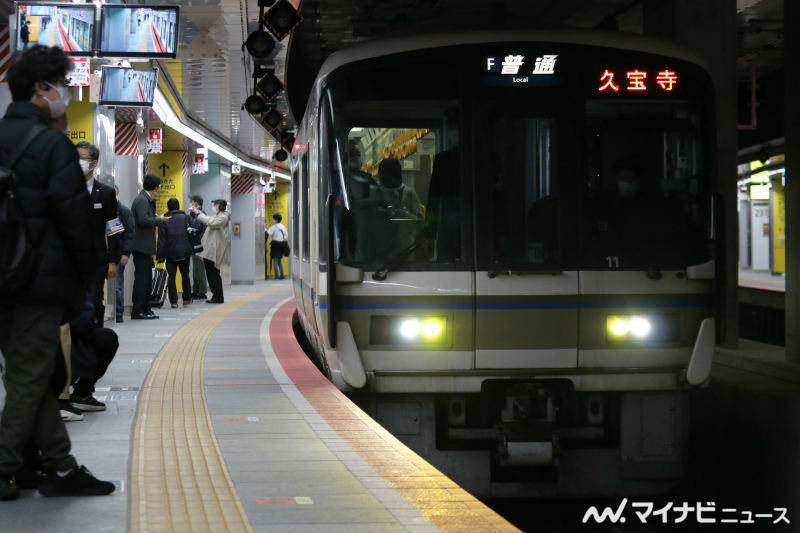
[196,210,231,269]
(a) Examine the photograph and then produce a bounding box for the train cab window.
[582,100,710,269]
[333,101,463,270]
[479,115,562,270]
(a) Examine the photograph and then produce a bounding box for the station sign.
[146,127,162,154]
[484,53,559,85]
[192,149,208,175]
[67,58,90,87]
[598,68,678,93]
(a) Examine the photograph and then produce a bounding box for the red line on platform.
[267,301,520,532]
[149,22,163,54]
[56,18,71,51]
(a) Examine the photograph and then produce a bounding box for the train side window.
[301,153,310,261]
[292,168,299,258]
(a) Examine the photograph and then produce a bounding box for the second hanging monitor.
[99,5,178,58]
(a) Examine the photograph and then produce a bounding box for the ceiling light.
[261,107,283,131]
[262,0,302,41]
[153,88,291,179]
[244,94,267,115]
[244,30,275,58]
[256,72,283,100]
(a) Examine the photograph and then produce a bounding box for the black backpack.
[0,123,47,292]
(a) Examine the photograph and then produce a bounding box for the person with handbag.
[266,213,288,280]
[130,173,167,319]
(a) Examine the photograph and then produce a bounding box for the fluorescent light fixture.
[153,88,290,179]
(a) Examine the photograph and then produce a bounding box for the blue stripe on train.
[318,301,709,310]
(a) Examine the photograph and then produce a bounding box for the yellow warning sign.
[65,94,93,145]
[147,151,184,215]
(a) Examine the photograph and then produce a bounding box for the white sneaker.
[60,409,84,422]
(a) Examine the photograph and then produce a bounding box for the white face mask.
[79,159,91,176]
[43,83,71,118]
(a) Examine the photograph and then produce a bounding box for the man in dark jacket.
[157,197,193,307]
[130,173,166,319]
[75,142,122,326]
[114,185,135,323]
[0,45,114,500]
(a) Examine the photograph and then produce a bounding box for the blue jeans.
[115,261,125,318]
[272,256,284,279]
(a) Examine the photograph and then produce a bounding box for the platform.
[0,280,518,532]
[739,267,786,293]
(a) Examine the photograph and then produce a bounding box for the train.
[289,30,719,498]
[147,9,177,55]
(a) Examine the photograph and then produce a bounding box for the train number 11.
[605,256,620,269]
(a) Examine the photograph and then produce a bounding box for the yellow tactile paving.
[129,287,289,533]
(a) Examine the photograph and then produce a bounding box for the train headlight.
[607,316,653,340]
[421,320,443,338]
[630,317,651,338]
[370,316,448,345]
[400,319,421,339]
[609,318,630,337]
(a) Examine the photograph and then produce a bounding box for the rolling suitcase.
[150,261,168,308]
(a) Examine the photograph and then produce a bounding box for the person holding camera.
[190,199,230,303]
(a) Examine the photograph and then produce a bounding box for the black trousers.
[72,328,119,396]
[132,251,153,316]
[203,259,223,302]
[166,259,191,304]
[87,268,107,327]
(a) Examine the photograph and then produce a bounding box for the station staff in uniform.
[75,142,122,326]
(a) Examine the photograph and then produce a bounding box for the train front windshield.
[323,43,714,272]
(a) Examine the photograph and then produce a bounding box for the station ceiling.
[1,0,786,168]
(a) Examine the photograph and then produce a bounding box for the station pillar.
[643,0,739,348]
[230,178,257,285]
[785,0,800,363]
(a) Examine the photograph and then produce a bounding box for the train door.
[473,101,579,369]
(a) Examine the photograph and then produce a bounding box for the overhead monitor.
[99,5,179,58]
[100,66,159,107]
[14,2,96,55]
